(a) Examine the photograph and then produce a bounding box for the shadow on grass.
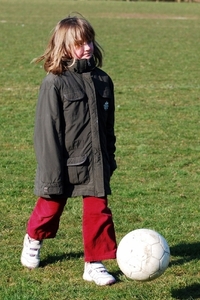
[40,251,84,267]
[170,242,200,265]
[170,242,200,299]
[112,270,124,283]
[171,283,200,299]
[41,253,123,282]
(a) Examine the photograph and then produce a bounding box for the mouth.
[84,53,92,58]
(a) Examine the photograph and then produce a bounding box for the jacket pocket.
[63,91,88,123]
[66,155,89,185]
[63,90,86,102]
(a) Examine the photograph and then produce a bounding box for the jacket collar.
[67,56,96,74]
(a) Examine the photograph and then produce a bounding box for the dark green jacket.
[34,58,117,198]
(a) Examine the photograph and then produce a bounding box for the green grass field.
[1,0,200,299]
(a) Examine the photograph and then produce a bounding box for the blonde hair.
[34,15,103,74]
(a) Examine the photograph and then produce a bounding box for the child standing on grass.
[21,14,117,286]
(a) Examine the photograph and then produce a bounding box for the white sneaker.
[21,234,43,269]
[83,262,116,286]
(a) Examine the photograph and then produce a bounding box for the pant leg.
[82,196,117,262]
[27,197,67,240]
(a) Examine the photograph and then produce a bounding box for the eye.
[86,40,92,45]
[75,41,83,48]
[75,40,93,48]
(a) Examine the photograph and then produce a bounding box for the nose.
[84,42,92,50]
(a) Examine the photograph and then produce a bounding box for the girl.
[21,15,117,286]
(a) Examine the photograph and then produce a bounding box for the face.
[73,41,94,59]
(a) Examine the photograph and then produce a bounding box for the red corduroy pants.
[27,196,117,262]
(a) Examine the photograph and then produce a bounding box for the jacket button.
[44,187,48,193]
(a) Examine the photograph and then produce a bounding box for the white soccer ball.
[116,228,170,281]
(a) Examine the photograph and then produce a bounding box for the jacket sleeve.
[107,79,117,175]
[34,76,65,197]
